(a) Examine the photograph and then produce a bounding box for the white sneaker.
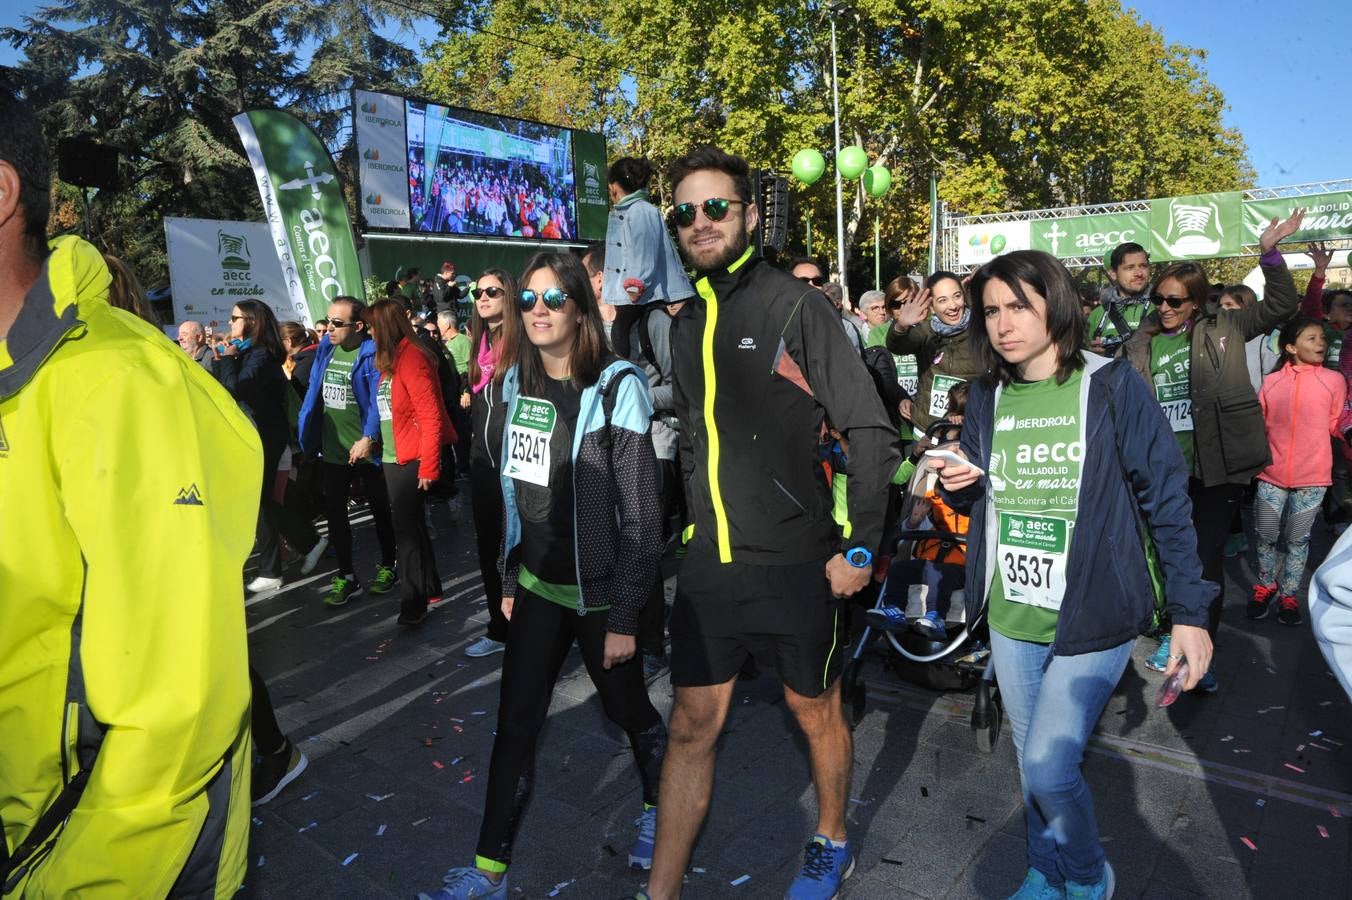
[465,636,506,658]
[247,576,283,594]
[300,536,329,576]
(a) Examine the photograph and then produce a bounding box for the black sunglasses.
[471,286,505,300]
[797,275,826,287]
[519,287,570,311]
[327,317,356,328]
[228,314,250,322]
[672,197,745,228]
[1150,294,1190,309]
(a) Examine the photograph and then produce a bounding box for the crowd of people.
[6,80,1352,900]
[409,153,576,240]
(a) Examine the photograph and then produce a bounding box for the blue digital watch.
[844,546,873,569]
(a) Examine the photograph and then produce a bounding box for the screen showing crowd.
[406,101,579,241]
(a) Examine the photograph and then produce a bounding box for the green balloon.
[863,165,891,198]
[791,148,826,185]
[837,146,869,180]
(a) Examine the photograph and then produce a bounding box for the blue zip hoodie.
[497,359,663,635]
[947,352,1215,655]
[297,335,382,463]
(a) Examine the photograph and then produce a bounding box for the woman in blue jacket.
[932,251,1214,900]
[417,251,668,900]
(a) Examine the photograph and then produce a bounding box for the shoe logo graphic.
[174,483,205,506]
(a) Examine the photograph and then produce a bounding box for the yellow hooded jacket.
[0,237,260,897]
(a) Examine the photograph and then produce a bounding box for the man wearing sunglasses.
[297,296,400,607]
[644,147,899,900]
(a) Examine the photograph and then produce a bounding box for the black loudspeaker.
[57,138,120,190]
[759,170,790,254]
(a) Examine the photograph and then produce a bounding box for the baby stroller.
[840,425,1003,752]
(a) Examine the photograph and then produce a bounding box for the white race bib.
[377,382,393,422]
[996,511,1070,611]
[322,378,349,411]
[503,397,556,487]
[1156,381,1193,432]
[929,374,966,418]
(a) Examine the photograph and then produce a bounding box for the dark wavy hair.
[367,298,437,377]
[1273,316,1326,372]
[512,251,607,395]
[607,157,653,194]
[467,268,518,388]
[233,298,285,362]
[967,250,1085,386]
[667,145,753,204]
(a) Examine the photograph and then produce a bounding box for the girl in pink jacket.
[1250,317,1348,625]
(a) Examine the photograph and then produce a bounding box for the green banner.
[572,130,610,241]
[1243,191,1352,245]
[1148,191,1242,261]
[1030,211,1150,261]
[234,109,366,324]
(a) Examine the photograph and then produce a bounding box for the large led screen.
[406,101,579,240]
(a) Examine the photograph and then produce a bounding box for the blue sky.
[2,1,1348,190]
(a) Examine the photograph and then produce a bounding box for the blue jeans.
[989,629,1133,885]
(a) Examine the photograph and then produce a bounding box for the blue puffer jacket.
[498,358,663,635]
[297,335,382,463]
[947,352,1215,656]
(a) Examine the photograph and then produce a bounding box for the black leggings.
[476,588,667,867]
[250,666,286,755]
[321,461,397,576]
[386,460,442,615]
[470,459,508,642]
[1189,478,1247,638]
[256,435,320,578]
[637,458,680,657]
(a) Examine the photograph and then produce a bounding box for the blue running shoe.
[1193,669,1218,694]
[1007,867,1066,899]
[415,866,508,900]
[1144,634,1171,673]
[785,834,854,900]
[913,609,948,641]
[629,805,657,869]
[1065,860,1114,900]
[863,605,907,633]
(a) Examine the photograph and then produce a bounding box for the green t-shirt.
[321,345,364,460]
[1087,303,1147,346]
[986,371,1085,643]
[1322,323,1343,370]
[1149,331,1194,470]
[446,332,472,377]
[401,280,420,300]
[377,377,396,464]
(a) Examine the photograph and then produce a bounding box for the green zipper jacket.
[0,237,259,897]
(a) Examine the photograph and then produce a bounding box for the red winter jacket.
[385,338,457,480]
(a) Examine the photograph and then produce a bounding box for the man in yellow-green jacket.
[0,93,259,897]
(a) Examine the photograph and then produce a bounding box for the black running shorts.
[669,552,846,698]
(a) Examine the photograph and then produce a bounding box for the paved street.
[242,498,1352,899]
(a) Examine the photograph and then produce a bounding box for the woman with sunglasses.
[886,270,984,433]
[932,250,1213,900]
[1123,210,1306,690]
[418,252,666,900]
[213,299,326,591]
[463,270,517,659]
[363,299,456,625]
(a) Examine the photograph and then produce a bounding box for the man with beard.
[1087,241,1153,355]
[641,146,899,900]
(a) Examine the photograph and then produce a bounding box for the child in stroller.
[866,382,969,640]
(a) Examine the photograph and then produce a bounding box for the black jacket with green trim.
[670,251,900,565]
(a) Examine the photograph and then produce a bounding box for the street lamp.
[828,2,848,305]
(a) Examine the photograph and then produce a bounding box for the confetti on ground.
[376,824,386,836]
[451,756,465,765]
[547,878,576,896]
[1241,837,1257,851]
[881,857,905,866]
[433,760,445,770]
[1270,705,1286,710]
[1220,735,1234,742]
[1309,742,1333,751]
[302,792,316,801]
[342,853,358,866]
[1265,666,1278,674]
[730,875,751,886]
[411,817,430,826]
[692,867,706,874]
[1285,763,1306,773]
[460,774,475,784]
[367,793,394,802]
[449,717,465,723]
[1310,730,1324,738]
[1256,799,1266,807]
[1325,738,1344,747]
[1318,826,1330,838]
[366,656,379,661]
[257,855,265,868]
[1233,749,1251,754]
[252,817,263,826]
[1321,700,1334,706]
[1331,806,1343,818]
[298,822,318,833]
[1297,744,1307,752]
[472,710,487,716]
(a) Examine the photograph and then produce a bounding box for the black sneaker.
[252,740,308,806]
[1276,594,1303,626]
